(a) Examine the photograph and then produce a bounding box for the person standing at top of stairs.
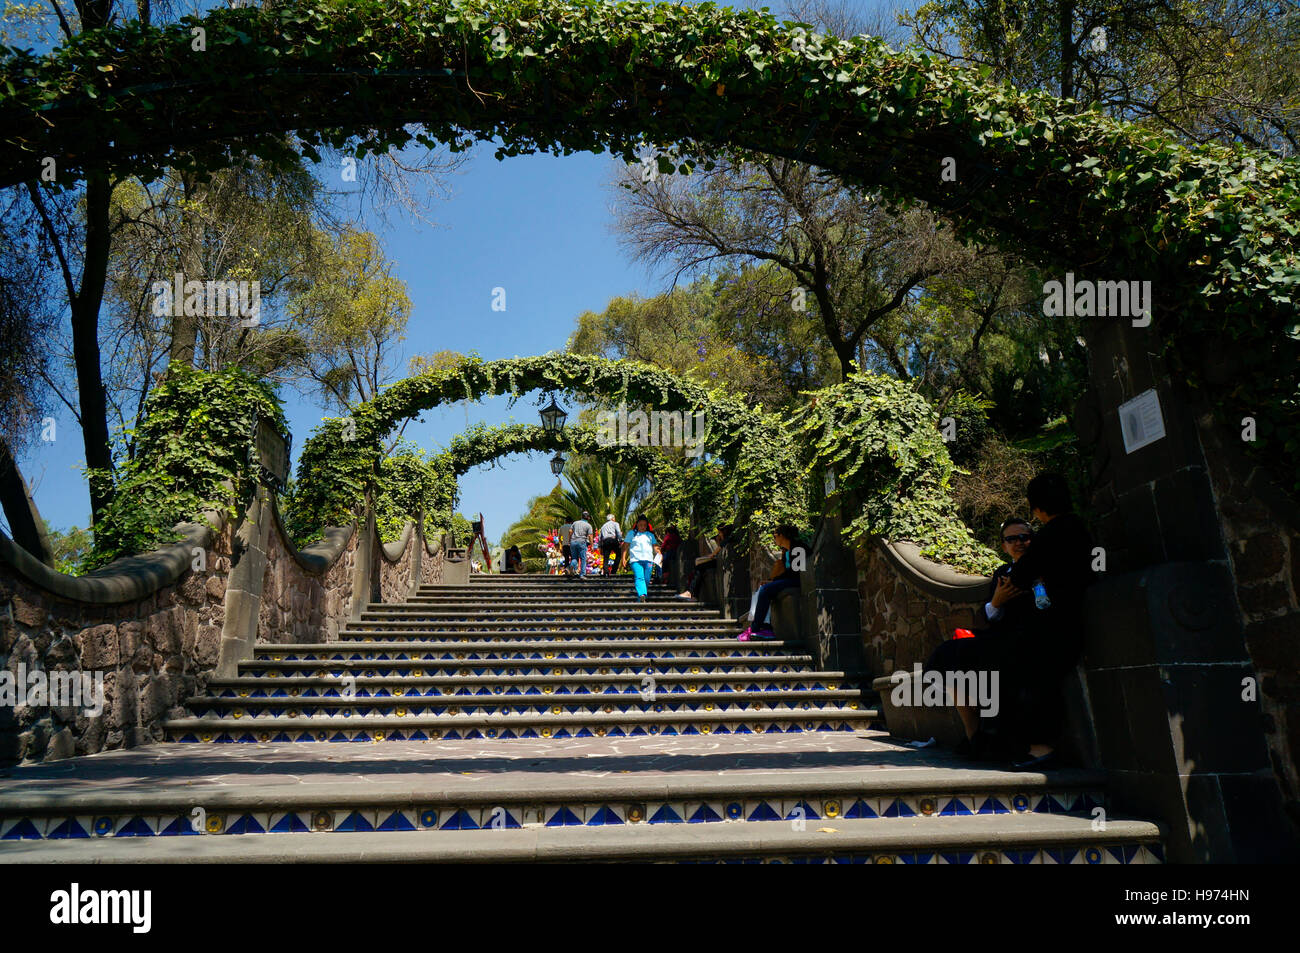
[558,520,574,576]
[570,512,595,577]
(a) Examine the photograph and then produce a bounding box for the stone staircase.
[164,573,874,742]
[0,574,1165,862]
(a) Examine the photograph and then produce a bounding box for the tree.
[612,155,971,379]
[567,277,798,409]
[902,0,1300,152]
[284,227,412,412]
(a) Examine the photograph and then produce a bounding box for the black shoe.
[1011,749,1061,772]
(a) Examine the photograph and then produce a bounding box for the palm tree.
[499,457,663,572]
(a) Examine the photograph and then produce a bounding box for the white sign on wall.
[1119,388,1167,454]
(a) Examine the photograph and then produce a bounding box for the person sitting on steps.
[923,517,1036,758]
[737,525,804,642]
[1000,472,1096,771]
[675,524,732,601]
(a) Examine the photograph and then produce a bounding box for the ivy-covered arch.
[288,354,804,548]
[3,0,1296,485]
[2,0,1296,479]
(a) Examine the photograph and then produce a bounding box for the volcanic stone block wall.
[1195,410,1300,819]
[0,524,234,765]
[855,543,983,678]
[257,519,359,646]
[0,509,440,765]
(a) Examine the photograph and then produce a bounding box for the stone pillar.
[216,482,273,678]
[800,512,865,679]
[1079,318,1298,861]
[408,515,424,600]
[349,500,376,620]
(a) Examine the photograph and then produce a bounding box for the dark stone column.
[799,512,865,679]
[1080,318,1298,861]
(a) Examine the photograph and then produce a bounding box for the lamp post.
[550,452,567,476]
[539,397,568,434]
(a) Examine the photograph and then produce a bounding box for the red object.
[953,628,975,640]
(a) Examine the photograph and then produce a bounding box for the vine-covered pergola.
[290,353,802,548]
[1,0,1295,482]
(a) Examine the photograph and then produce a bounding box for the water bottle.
[1033,581,1051,610]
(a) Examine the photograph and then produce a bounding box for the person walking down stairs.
[621,515,660,602]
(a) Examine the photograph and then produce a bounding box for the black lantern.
[549,452,567,476]
[539,397,568,434]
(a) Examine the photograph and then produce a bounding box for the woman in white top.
[620,514,660,602]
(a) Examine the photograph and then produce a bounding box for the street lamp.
[539,397,568,434]
[549,452,567,476]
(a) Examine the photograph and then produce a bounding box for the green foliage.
[794,372,1002,574]
[373,438,455,543]
[2,0,1295,488]
[46,524,94,576]
[289,353,807,552]
[84,365,287,570]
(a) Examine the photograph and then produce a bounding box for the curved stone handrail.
[876,539,993,602]
[267,495,355,574]
[0,507,225,606]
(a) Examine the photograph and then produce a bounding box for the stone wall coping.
[378,519,443,562]
[266,495,355,575]
[380,519,416,563]
[0,506,226,606]
[876,539,992,602]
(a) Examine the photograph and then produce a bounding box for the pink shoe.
[737,628,754,641]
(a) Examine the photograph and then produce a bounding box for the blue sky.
[22,144,658,545]
[12,0,905,552]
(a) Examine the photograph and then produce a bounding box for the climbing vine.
[1,0,1296,485]
[286,353,808,550]
[794,373,1002,575]
[84,365,287,570]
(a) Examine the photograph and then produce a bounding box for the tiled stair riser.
[165,719,871,742]
[0,789,1117,840]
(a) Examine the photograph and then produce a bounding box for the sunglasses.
[1002,533,1033,543]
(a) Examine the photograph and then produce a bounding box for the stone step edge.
[0,767,1108,815]
[163,707,881,731]
[240,656,819,669]
[258,640,800,651]
[206,671,852,687]
[0,815,1164,864]
[186,689,866,707]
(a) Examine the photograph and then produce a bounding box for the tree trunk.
[0,437,55,566]
[1059,0,1075,104]
[168,177,203,366]
[73,172,116,523]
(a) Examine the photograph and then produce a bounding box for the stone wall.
[421,536,445,587]
[0,519,232,765]
[1196,409,1300,819]
[0,495,441,765]
[257,510,358,646]
[855,541,985,677]
[378,524,418,605]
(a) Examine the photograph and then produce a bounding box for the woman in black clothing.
[1000,473,1096,769]
[925,518,1036,749]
